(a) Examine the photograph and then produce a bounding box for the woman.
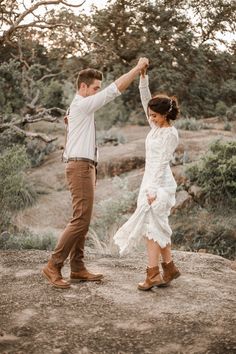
[114,70,181,290]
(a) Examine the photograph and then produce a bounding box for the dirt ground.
[0,250,236,354]
[5,121,236,353]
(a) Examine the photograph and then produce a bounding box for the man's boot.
[42,260,70,289]
[138,266,165,291]
[70,236,103,282]
[70,268,103,282]
[161,260,181,285]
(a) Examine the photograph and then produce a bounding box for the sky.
[80,0,109,11]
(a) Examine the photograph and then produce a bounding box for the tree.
[0,0,85,46]
[0,1,89,159]
[86,0,236,118]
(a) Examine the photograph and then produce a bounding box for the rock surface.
[172,190,194,212]
[0,250,236,354]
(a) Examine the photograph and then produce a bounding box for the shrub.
[26,139,56,167]
[0,60,24,114]
[186,140,236,206]
[89,176,138,253]
[215,101,228,117]
[41,80,65,111]
[171,209,236,260]
[0,230,57,250]
[97,128,127,146]
[224,120,232,131]
[175,117,202,131]
[0,145,37,231]
[226,104,236,121]
[0,131,56,167]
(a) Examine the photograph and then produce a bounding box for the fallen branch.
[1,124,57,143]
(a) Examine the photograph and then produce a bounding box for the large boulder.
[188,184,205,204]
[0,250,235,353]
[172,190,194,213]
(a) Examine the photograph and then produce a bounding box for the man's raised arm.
[115,57,149,92]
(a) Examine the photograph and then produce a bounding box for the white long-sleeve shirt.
[63,82,121,161]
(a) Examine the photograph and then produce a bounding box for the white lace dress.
[114,75,179,255]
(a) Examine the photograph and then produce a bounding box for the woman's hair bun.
[147,94,180,121]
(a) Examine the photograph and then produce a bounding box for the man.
[42,57,149,288]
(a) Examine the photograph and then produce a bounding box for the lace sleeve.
[139,75,155,128]
[147,131,178,196]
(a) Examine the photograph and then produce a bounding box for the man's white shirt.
[63,82,121,161]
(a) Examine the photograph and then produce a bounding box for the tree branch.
[17,21,71,30]
[0,0,86,44]
[11,125,58,143]
[0,123,58,143]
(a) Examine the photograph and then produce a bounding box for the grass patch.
[0,145,37,231]
[89,176,138,254]
[0,230,57,251]
[171,206,236,260]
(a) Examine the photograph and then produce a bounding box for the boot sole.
[42,270,70,289]
[70,276,103,283]
[138,281,165,291]
[158,271,181,287]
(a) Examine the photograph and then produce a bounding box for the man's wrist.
[134,64,144,73]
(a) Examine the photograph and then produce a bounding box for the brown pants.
[51,161,95,271]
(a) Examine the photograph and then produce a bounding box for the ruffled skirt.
[114,173,176,255]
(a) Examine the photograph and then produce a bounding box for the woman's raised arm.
[139,72,154,128]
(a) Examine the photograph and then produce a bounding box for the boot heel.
[174,271,181,279]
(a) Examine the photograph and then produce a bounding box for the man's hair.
[76,68,103,90]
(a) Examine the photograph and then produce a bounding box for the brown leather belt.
[66,157,97,166]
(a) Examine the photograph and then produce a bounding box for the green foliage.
[41,80,65,110]
[220,79,236,106]
[171,208,236,260]
[0,230,56,250]
[88,0,235,119]
[26,140,55,167]
[215,101,228,117]
[0,145,37,231]
[223,120,232,131]
[226,105,236,121]
[186,140,236,206]
[191,224,236,260]
[0,124,25,152]
[0,60,24,115]
[175,118,202,131]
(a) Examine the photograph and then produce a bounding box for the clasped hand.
[137,57,149,72]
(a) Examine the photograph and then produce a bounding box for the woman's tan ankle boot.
[138,266,165,291]
[161,260,181,285]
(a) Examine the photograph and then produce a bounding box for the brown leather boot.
[70,268,103,282]
[42,260,70,289]
[161,260,181,285]
[138,266,165,291]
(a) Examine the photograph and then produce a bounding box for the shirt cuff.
[110,82,122,96]
[139,75,149,88]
